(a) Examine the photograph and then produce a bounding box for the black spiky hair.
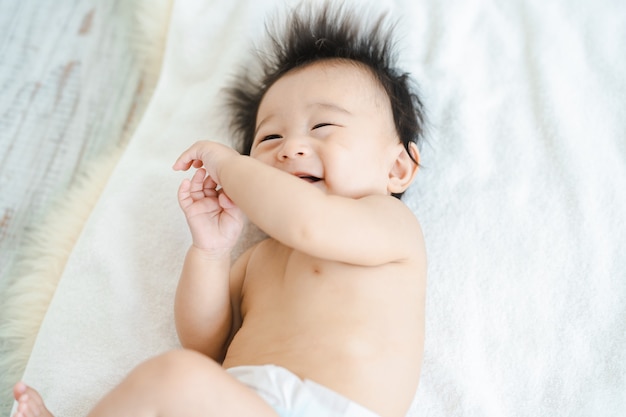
[225,1,425,184]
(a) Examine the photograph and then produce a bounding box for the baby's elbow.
[289,218,328,256]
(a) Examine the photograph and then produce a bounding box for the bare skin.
[12,382,51,417]
[13,60,426,417]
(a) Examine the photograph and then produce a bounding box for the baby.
[12,3,426,417]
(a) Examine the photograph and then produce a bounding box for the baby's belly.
[224,309,382,367]
[222,305,422,417]
[225,274,394,367]
[221,242,425,415]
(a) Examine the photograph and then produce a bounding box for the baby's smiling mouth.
[295,174,322,183]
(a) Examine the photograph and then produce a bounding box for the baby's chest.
[241,242,357,307]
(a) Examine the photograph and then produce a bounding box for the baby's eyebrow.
[308,102,352,115]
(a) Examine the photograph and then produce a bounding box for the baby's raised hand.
[173,140,239,186]
[177,168,244,254]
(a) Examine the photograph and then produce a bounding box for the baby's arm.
[175,248,231,359]
[174,167,245,361]
[174,141,423,267]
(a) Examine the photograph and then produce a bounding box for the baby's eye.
[312,123,333,130]
[262,134,282,141]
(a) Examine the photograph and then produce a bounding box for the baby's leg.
[13,350,278,417]
[87,349,279,417]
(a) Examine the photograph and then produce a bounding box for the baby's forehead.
[291,59,383,88]
[263,59,392,109]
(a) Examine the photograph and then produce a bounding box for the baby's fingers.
[172,153,202,171]
[203,174,218,192]
[189,169,214,200]
[177,178,193,210]
[172,141,209,171]
[173,159,192,171]
[218,190,236,209]
[173,159,203,171]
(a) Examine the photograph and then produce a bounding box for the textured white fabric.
[227,365,380,417]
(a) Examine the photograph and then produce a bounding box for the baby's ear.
[387,142,419,195]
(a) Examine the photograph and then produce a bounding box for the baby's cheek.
[250,152,273,166]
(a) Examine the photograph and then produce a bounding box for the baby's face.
[250,59,404,198]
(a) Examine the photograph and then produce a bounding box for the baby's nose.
[279,137,310,160]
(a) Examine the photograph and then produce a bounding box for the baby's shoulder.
[363,194,424,240]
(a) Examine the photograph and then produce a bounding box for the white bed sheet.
[15,0,626,416]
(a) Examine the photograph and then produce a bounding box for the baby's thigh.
[92,349,279,417]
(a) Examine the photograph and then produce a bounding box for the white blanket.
[15,0,626,416]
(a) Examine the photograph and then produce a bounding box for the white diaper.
[226,364,381,417]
